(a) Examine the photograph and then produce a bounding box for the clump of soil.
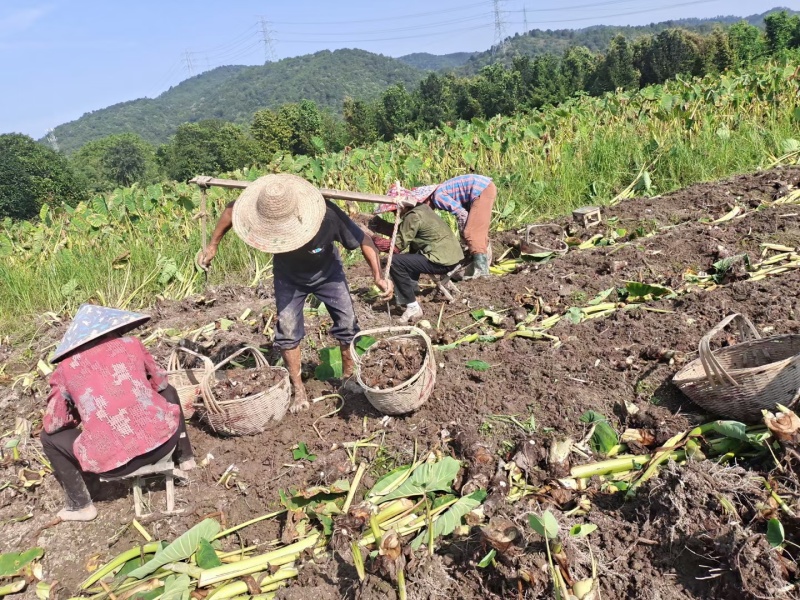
[360,338,426,389]
[212,367,285,400]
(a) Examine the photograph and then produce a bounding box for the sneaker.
[399,304,423,324]
[178,459,196,471]
[58,504,98,522]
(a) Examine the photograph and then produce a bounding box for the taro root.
[481,517,522,557]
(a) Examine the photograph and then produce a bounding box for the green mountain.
[462,7,798,73]
[397,52,476,71]
[50,49,426,153]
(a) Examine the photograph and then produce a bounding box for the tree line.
[2,12,799,221]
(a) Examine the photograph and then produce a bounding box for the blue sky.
[0,0,773,138]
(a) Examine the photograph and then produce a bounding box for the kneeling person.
[379,198,464,323]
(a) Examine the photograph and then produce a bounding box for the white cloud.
[0,5,54,37]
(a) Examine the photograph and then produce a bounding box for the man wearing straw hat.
[41,304,195,521]
[199,174,393,412]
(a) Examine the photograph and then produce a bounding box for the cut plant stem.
[80,543,161,589]
[213,510,286,540]
[342,462,367,514]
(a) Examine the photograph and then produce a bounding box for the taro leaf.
[624,281,674,300]
[0,548,43,577]
[580,411,618,455]
[314,346,342,381]
[131,587,164,600]
[767,518,785,547]
[317,514,334,536]
[466,360,491,372]
[127,519,220,579]
[565,307,583,325]
[160,575,191,600]
[528,510,559,540]
[381,457,462,502]
[355,336,376,355]
[367,465,412,500]
[471,309,503,325]
[477,549,497,568]
[569,523,598,538]
[195,539,221,569]
[292,442,317,462]
[711,421,749,442]
[410,490,487,549]
[587,288,614,306]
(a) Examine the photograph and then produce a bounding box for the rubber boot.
[340,344,361,394]
[282,347,309,413]
[470,253,490,278]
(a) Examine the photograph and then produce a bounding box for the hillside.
[397,51,476,71]
[462,7,797,72]
[49,49,426,153]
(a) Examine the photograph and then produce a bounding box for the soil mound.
[360,338,426,389]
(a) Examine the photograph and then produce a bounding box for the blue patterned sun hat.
[51,304,151,363]
[375,184,438,214]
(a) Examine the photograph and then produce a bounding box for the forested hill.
[49,49,426,153]
[462,7,798,73]
[397,52,477,71]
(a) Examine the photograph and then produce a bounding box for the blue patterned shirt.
[430,175,492,230]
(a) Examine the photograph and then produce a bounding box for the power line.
[493,0,506,55]
[182,50,195,77]
[268,1,489,25]
[259,17,277,63]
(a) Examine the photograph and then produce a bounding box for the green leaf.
[471,309,503,326]
[195,539,221,569]
[355,336,376,355]
[411,490,487,549]
[367,465,412,500]
[710,421,749,442]
[569,523,598,538]
[565,307,583,325]
[528,510,559,539]
[477,549,496,568]
[624,281,674,300]
[127,519,220,579]
[0,580,26,596]
[0,548,44,577]
[382,457,462,502]
[587,288,614,306]
[292,442,317,462]
[466,360,491,372]
[60,279,79,299]
[579,411,618,455]
[767,518,785,548]
[314,346,342,381]
[160,575,191,600]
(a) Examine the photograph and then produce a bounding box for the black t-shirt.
[273,200,365,283]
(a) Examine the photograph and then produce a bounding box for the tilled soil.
[1,166,800,600]
[359,338,426,389]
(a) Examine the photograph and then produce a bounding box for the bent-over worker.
[199,174,392,411]
[386,174,496,278]
[41,304,195,522]
[373,198,464,324]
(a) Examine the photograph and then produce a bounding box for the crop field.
[1,60,800,600]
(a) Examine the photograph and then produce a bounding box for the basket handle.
[350,325,433,368]
[200,346,270,414]
[167,346,214,374]
[698,313,761,387]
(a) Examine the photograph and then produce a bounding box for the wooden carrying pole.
[188,176,397,206]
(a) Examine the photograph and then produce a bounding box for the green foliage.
[128,519,221,579]
[729,21,767,64]
[529,510,559,539]
[592,35,640,93]
[158,120,257,181]
[579,411,618,455]
[0,547,43,577]
[292,442,317,462]
[636,29,707,85]
[764,11,800,53]
[767,518,785,547]
[466,360,491,372]
[0,134,87,220]
[195,540,222,569]
[382,456,461,502]
[71,133,159,192]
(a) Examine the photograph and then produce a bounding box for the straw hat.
[232,174,326,253]
[51,304,151,363]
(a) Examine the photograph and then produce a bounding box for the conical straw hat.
[232,174,326,253]
[51,304,151,363]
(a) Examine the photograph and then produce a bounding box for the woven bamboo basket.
[524,224,569,256]
[673,313,800,422]
[197,346,291,436]
[351,326,436,416]
[165,346,213,419]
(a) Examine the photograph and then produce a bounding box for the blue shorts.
[273,263,359,350]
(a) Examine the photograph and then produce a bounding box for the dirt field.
[2,166,800,599]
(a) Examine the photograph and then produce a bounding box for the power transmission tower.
[183,51,195,77]
[259,17,276,63]
[45,128,59,152]
[492,0,506,55]
[523,5,528,32]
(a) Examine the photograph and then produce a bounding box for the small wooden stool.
[100,452,186,517]
[572,206,602,228]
